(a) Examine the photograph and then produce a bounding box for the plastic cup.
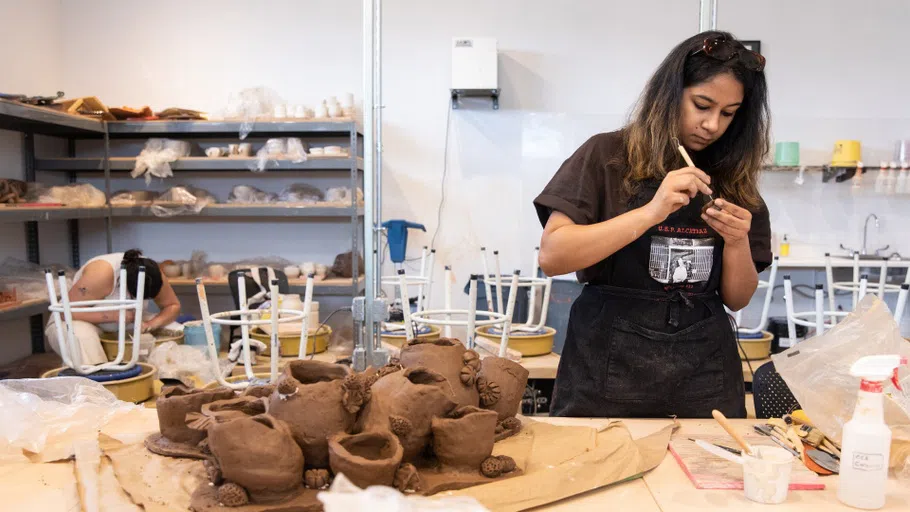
[743,446,794,504]
[774,142,800,166]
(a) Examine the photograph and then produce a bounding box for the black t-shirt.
[533,130,772,285]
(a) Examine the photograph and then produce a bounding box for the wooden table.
[5,415,908,511]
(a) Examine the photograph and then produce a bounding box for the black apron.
[550,181,746,418]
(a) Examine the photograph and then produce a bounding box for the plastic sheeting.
[32,183,106,207]
[131,139,191,185]
[150,186,216,217]
[317,473,488,512]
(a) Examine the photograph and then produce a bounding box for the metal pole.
[362,0,377,361]
[699,0,717,32]
[103,124,113,253]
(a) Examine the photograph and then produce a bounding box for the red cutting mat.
[670,434,825,490]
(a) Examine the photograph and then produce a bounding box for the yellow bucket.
[380,324,442,348]
[99,330,184,361]
[738,331,774,361]
[41,363,158,403]
[831,140,861,167]
[251,326,331,357]
[474,326,556,357]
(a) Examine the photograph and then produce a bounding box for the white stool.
[734,256,779,334]
[479,246,553,333]
[381,247,435,334]
[826,253,908,313]
[197,272,314,390]
[45,265,146,375]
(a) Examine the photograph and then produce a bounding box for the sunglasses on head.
[690,36,765,72]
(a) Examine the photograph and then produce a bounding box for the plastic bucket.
[183,320,221,348]
[774,142,799,166]
[831,140,861,167]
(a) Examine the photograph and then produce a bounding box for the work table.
[3,412,907,511]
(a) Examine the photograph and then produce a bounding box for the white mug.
[327,103,342,118]
[205,147,223,158]
[314,104,328,118]
[238,143,253,157]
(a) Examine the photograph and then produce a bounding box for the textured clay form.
[477,356,529,421]
[480,455,518,478]
[431,406,498,469]
[328,430,404,489]
[357,366,457,461]
[267,360,370,469]
[207,414,304,503]
[399,338,480,408]
[186,396,267,431]
[145,385,234,459]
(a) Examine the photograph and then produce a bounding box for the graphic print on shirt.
[648,235,715,285]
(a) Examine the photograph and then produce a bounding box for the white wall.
[1,0,904,358]
[0,0,68,364]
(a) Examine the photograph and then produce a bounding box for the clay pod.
[207,414,303,502]
[357,366,457,461]
[399,338,479,408]
[267,360,355,469]
[477,357,529,421]
[156,385,234,445]
[431,406,498,469]
[328,430,403,489]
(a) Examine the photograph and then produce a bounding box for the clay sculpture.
[328,430,403,489]
[356,366,457,461]
[399,337,480,408]
[431,406,498,469]
[267,360,369,468]
[145,385,234,459]
[151,336,528,510]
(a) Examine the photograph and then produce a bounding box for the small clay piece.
[460,365,477,386]
[0,179,27,203]
[497,455,517,473]
[477,357,529,421]
[480,456,504,478]
[145,385,235,459]
[268,360,355,469]
[216,482,250,507]
[186,396,267,431]
[341,373,372,414]
[494,416,523,441]
[477,377,502,407]
[400,337,479,407]
[328,431,403,489]
[304,469,332,490]
[357,366,457,461]
[463,350,481,371]
[431,406,498,469]
[376,362,403,379]
[701,198,718,214]
[394,463,421,492]
[242,384,276,399]
[207,414,304,502]
[204,459,223,485]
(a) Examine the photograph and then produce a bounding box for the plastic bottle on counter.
[897,161,908,195]
[885,162,898,195]
[853,161,865,191]
[779,234,790,257]
[874,162,887,194]
[837,354,908,510]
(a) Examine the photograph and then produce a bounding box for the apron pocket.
[604,316,725,402]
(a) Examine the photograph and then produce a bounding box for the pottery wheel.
[58,365,142,382]
[484,327,549,336]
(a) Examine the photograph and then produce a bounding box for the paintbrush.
[672,137,717,212]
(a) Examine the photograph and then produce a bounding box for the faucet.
[840,213,891,257]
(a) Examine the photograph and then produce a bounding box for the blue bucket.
[183,320,220,348]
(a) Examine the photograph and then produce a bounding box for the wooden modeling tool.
[712,409,754,456]
[673,136,717,213]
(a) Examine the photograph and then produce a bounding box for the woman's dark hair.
[122,249,163,299]
[624,30,770,209]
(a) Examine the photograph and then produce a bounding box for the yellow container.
[99,330,184,361]
[474,326,556,357]
[251,326,331,357]
[380,324,442,348]
[831,140,861,167]
[737,331,774,360]
[41,363,157,403]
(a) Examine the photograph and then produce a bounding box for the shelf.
[0,99,105,136]
[0,206,109,223]
[107,119,361,138]
[110,204,363,218]
[36,156,363,172]
[169,276,365,297]
[0,298,48,322]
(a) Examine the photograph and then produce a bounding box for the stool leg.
[815,285,826,337]
[784,276,798,345]
[895,284,909,324]
[466,275,478,349]
[878,258,889,299]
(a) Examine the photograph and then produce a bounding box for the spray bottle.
[838,354,908,509]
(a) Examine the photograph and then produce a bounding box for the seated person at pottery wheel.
[534,31,772,418]
[45,249,182,365]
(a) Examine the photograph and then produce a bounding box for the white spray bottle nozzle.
[850,355,908,391]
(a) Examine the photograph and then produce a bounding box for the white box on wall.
[451,37,498,90]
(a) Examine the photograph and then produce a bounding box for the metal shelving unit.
[1,99,365,353]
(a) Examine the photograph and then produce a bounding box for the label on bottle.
[852,452,884,471]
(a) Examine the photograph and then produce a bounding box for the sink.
[835,253,904,262]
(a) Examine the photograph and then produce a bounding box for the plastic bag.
[223,87,285,140]
[773,295,910,468]
[0,377,139,462]
[110,190,160,205]
[150,186,216,217]
[131,138,191,185]
[34,183,106,207]
[0,257,74,300]
[147,341,227,387]
[325,186,363,205]
[227,185,277,204]
[317,473,488,512]
[278,183,323,204]
[251,138,308,172]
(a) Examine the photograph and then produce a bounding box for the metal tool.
[689,438,741,455]
[753,424,800,457]
[807,449,840,473]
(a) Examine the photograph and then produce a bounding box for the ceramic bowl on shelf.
[324,146,342,156]
[309,147,324,156]
[162,264,181,278]
[284,265,301,279]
